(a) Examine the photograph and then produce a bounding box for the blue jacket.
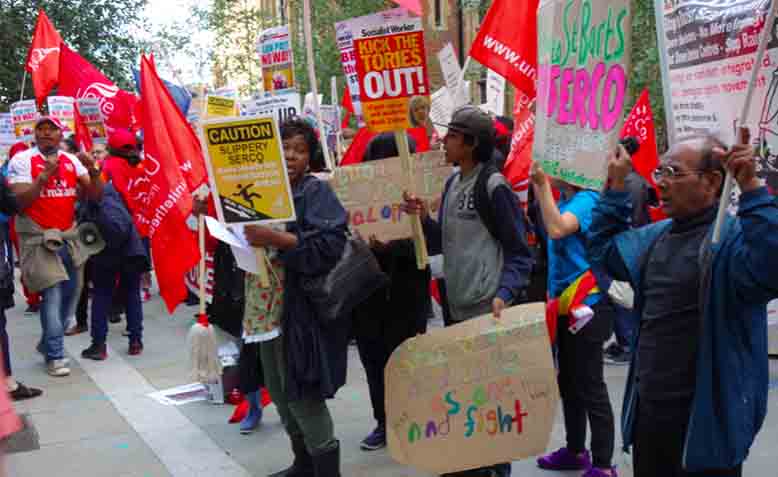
[587,187,778,471]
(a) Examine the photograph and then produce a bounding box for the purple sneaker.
[582,467,617,477]
[537,448,592,471]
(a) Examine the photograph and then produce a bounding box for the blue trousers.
[39,247,78,361]
[90,265,143,345]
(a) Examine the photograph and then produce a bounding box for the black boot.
[268,437,313,477]
[312,441,340,477]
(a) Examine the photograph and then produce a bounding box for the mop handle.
[198,213,206,317]
[713,4,778,243]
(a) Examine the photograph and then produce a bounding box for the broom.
[187,213,222,384]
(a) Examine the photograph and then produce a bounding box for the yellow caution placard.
[201,116,295,225]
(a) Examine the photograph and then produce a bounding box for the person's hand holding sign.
[605,144,632,192]
[718,141,760,194]
[402,191,429,221]
[244,225,298,251]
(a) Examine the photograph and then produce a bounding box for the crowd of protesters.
[0,101,775,477]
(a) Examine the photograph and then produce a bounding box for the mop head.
[187,314,222,383]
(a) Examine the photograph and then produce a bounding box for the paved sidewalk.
[4,287,778,477]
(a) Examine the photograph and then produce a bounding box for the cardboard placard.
[200,116,295,225]
[206,95,237,118]
[257,25,295,92]
[482,69,507,116]
[437,42,468,109]
[75,97,107,144]
[10,100,39,142]
[430,87,456,137]
[239,90,302,124]
[335,8,410,126]
[330,150,450,241]
[386,303,559,474]
[533,0,632,190]
[353,16,431,133]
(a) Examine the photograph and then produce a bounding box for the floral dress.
[242,248,285,343]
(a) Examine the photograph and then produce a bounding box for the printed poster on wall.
[47,96,76,134]
[200,116,295,225]
[10,100,39,142]
[654,0,778,192]
[385,303,559,474]
[257,25,294,92]
[75,97,107,144]
[330,150,451,241]
[533,0,632,190]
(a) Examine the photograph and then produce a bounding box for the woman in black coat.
[243,118,348,477]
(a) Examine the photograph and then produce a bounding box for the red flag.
[25,9,63,106]
[340,128,430,166]
[392,0,422,15]
[139,55,202,312]
[58,44,138,131]
[620,89,659,188]
[503,92,536,205]
[73,103,93,153]
[341,86,354,129]
[469,0,539,98]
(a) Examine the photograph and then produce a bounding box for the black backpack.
[472,159,503,241]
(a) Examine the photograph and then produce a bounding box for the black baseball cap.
[433,105,495,143]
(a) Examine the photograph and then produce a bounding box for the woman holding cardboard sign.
[530,162,616,477]
[243,118,349,477]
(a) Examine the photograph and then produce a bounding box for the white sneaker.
[47,359,70,377]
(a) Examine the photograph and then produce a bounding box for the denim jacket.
[586,187,778,471]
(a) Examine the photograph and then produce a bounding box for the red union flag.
[58,44,137,131]
[469,0,539,98]
[25,9,63,105]
[504,92,536,205]
[620,89,659,188]
[139,55,202,312]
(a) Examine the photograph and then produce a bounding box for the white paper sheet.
[204,217,259,274]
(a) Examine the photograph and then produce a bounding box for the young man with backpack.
[404,105,533,477]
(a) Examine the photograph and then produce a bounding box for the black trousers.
[238,341,264,394]
[557,305,615,468]
[356,333,390,425]
[634,401,743,477]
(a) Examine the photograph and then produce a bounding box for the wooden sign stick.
[395,131,428,270]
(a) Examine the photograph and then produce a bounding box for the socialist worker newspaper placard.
[201,116,295,225]
[353,15,430,132]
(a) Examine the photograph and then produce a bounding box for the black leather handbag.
[301,235,389,324]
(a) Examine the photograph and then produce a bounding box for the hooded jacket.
[586,187,778,471]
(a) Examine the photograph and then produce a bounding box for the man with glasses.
[586,133,778,477]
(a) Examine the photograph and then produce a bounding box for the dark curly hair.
[280,117,318,159]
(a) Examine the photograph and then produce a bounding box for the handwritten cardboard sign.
[533,0,632,190]
[385,303,558,474]
[329,150,451,241]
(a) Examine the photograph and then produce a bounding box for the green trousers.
[260,337,336,454]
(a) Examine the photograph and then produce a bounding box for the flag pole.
[20,71,27,102]
[712,3,778,244]
[331,76,343,161]
[303,0,334,171]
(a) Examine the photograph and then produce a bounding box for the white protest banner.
[329,150,451,241]
[655,0,778,193]
[303,92,325,117]
[47,96,76,134]
[482,69,507,116]
[75,97,107,145]
[430,87,455,137]
[335,8,409,125]
[437,42,468,109]
[386,303,558,474]
[533,0,632,190]
[10,100,39,142]
[0,114,15,160]
[257,25,295,92]
[239,90,302,125]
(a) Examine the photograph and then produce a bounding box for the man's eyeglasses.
[651,165,708,182]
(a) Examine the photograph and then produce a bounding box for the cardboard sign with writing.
[257,25,295,92]
[200,116,295,225]
[75,97,107,145]
[329,150,450,241]
[533,0,632,190]
[386,303,558,474]
[10,100,39,142]
[353,16,431,132]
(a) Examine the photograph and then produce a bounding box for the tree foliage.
[0,0,147,109]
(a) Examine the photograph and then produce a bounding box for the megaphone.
[43,222,106,257]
